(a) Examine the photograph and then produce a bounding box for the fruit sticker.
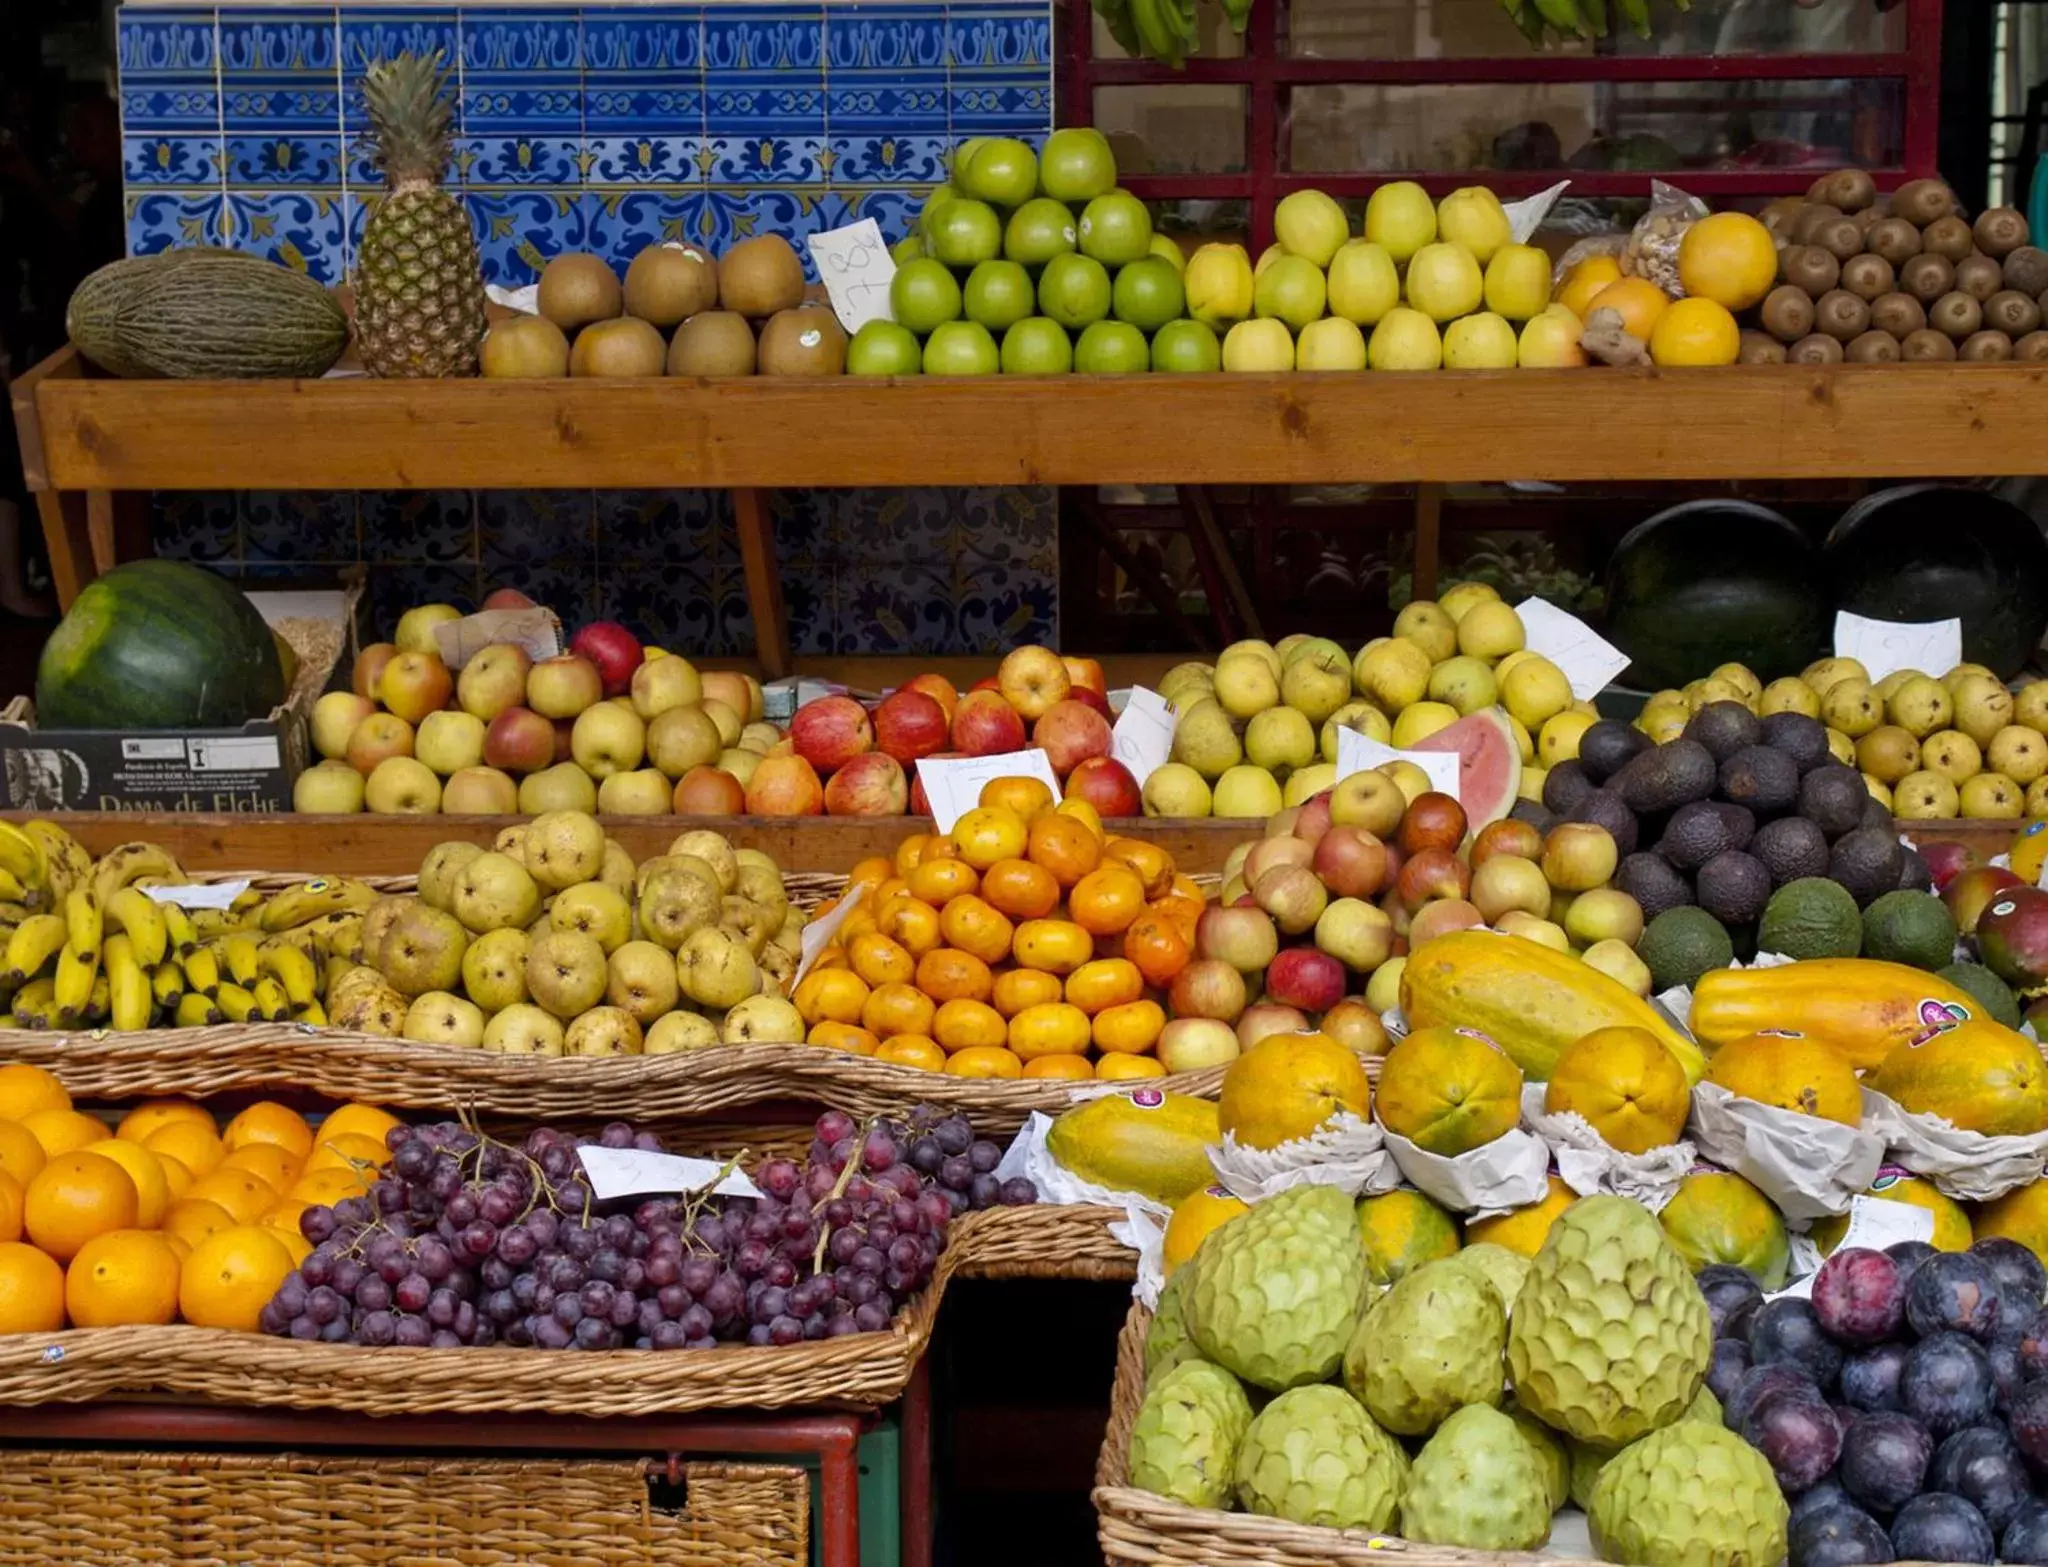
[1907,999,1971,1047]
[1128,1087,1166,1110]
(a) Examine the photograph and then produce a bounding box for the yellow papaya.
[1691,960,1987,1073]
[1356,1188,1462,1284]
[1544,1025,1693,1153]
[1972,1180,2048,1266]
[1463,1175,1574,1257]
[1217,1031,1371,1150]
[1162,1186,1249,1276]
[1400,929,1706,1083]
[1376,1024,1524,1156]
[1044,1090,1220,1204]
[1811,1169,1972,1253]
[1658,1171,1790,1289]
[1702,1030,1863,1126]
[1868,1016,2048,1137]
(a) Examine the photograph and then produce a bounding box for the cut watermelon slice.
[1410,708,1521,826]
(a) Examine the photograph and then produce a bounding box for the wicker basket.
[0,1451,806,1567]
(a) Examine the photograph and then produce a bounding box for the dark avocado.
[1830,826,1906,907]
[1659,801,1734,871]
[1542,760,1598,818]
[1510,799,1557,833]
[1759,711,1833,774]
[1617,739,1718,815]
[1569,789,1640,857]
[1717,745,1800,816]
[1697,850,1773,925]
[1896,846,1933,893]
[1710,802,1757,851]
[1578,720,1651,785]
[1685,701,1763,762]
[1752,816,1830,885]
[1859,794,1893,834]
[1615,852,1696,922]
[1798,764,1870,839]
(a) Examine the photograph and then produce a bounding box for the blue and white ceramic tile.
[712,568,758,657]
[361,489,477,564]
[124,133,222,187]
[583,190,701,257]
[367,563,481,636]
[492,555,599,627]
[596,491,719,563]
[119,8,220,131]
[478,490,595,568]
[223,191,349,282]
[464,191,588,284]
[126,191,225,252]
[597,561,717,647]
[151,492,239,565]
[241,491,359,563]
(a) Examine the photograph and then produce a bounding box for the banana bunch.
[1096,0,1241,67]
[1499,0,1686,44]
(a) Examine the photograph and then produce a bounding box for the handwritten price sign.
[806,220,897,335]
[1832,611,1962,686]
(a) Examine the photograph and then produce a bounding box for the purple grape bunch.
[259,1105,1033,1352]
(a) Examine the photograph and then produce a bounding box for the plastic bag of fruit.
[1622,179,1712,296]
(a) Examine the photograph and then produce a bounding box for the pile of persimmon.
[794,779,1204,1079]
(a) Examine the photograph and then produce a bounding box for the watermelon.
[1410,708,1520,827]
[35,560,287,730]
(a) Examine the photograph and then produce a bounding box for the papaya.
[1690,959,1987,1072]
[1162,1185,1249,1276]
[1044,1091,1220,1204]
[1543,1026,1692,1153]
[1463,1175,1575,1258]
[1355,1188,1462,1284]
[1375,1024,1524,1156]
[1972,1180,2048,1267]
[1400,930,1706,1084]
[1702,1030,1863,1125]
[1811,1169,1972,1253]
[1867,1016,2048,1138]
[1216,1031,1371,1150]
[1658,1170,1790,1289]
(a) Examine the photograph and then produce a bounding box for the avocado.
[1615,852,1696,922]
[1543,759,1598,818]
[1759,711,1832,774]
[1937,960,2023,1028]
[1859,794,1894,835]
[1798,764,1870,839]
[1717,745,1800,816]
[1752,816,1830,885]
[1896,847,1933,893]
[1758,876,1863,959]
[1830,826,1906,907]
[1636,906,1736,992]
[1684,701,1763,761]
[1697,851,1773,925]
[1569,789,1640,857]
[1510,800,1557,833]
[1617,738,1718,814]
[1710,802,1757,850]
[1861,889,1959,970]
[1660,801,1734,871]
[1579,720,1651,784]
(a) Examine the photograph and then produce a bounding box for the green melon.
[35,560,288,729]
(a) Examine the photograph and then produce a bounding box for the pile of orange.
[0,1062,398,1336]
[795,780,1203,1079]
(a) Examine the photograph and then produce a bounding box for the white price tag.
[577,1146,762,1203]
[806,219,898,335]
[144,880,250,911]
[1109,687,1175,787]
[434,607,562,668]
[1833,611,1963,687]
[795,883,865,986]
[1515,597,1630,701]
[1773,1196,1933,1299]
[915,749,1063,835]
[1334,729,1461,802]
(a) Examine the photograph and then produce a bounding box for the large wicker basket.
[0,1451,806,1567]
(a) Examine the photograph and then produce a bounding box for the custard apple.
[1187,1184,1367,1391]
[1401,1403,1554,1551]
[1128,1358,1254,1510]
[1343,1257,1505,1435]
[1234,1384,1405,1532]
[1145,1268,1199,1383]
[1567,1437,1615,1512]
[1504,1399,1569,1513]
[1453,1242,1531,1316]
[1588,1420,1789,1567]
[1506,1194,1712,1446]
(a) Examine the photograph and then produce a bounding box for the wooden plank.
[32,361,2048,491]
[1412,483,1443,603]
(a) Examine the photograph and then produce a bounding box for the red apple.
[824,752,909,816]
[1196,905,1280,972]
[1397,847,1471,912]
[1167,958,1248,1022]
[569,620,643,697]
[346,712,413,773]
[1067,685,1111,719]
[1032,698,1112,775]
[998,645,1070,720]
[482,587,536,611]
[910,753,957,816]
[1312,826,1389,900]
[1263,946,1346,1014]
[1410,898,1486,946]
[1920,839,1983,893]
[1236,1001,1308,1049]
[789,695,874,775]
[951,690,1028,756]
[872,689,949,764]
[1066,756,1141,817]
[746,754,824,816]
[377,650,455,724]
[904,673,960,724]
[1292,791,1334,847]
[482,706,555,773]
[1062,655,1107,696]
[353,642,398,702]
[673,764,746,814]
[527,654,604,719]
[970,675,1002,693]
[552,718,576,764]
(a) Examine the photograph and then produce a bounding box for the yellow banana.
[297,911,363,959]
[89,842,186,906]
[260,877,381,932]
[258,940,319,1008]
[159,902,198,955]
[25,822,88,901]
[83,972,111,1024]
[0,823,47,895]
[150,960,186,1010]
[106,934,152,1031]
[179,943,222,996]
[322,953,356,997]
[105,887,169,968]
[216,982,259,1023]
[249,975,292,1021]
[3,914,67,985]
[294,998,329,1027]
[11,977,55,1028]
[229,888,265,917]
[63,890,101,962]
[54,941,98,1020]
[0,868,29,907]
[174,990,222,1027]
[221,933,262,989]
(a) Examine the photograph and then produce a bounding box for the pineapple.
[353,51,486,378]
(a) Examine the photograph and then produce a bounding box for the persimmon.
[860,983,936,1040]
[809,1021,881,1055]
[1124,910,1192,989]
[944,1046,1024,1079]
[1012,918,1092,975]
[1007,1001,1092,1061]
[979,857,1061,920]
[848,931,915,989]
[876,1035,946,1071]
[980,776,1055,818]
[1070,863,1147,936]
[937,895,1015,965]
[991,968,1064,1018]
[1025,813,1101,887]
[906,857,979,905]
[914,947,994,1004]
[794,968,871,1026]
[934,998,1008,1053]
[954,807,1028,871]
[877,895,942,956]
[1093,999,1166,1055]
[848,855,896,893]
[1065,957,1144,1015]
[1022,1054,1094,1080]
[1103,837,1175,898]
[1096,1053,1167,1081]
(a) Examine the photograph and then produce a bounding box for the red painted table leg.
[818,1423,862,1567]
[901,1355,933,1567]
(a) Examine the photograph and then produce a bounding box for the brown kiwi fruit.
[717,235,808,319]
[1760,197,1809,237]
[1789,333,1845,364]
[1815,218,1865,262]
[1891,178,1958,228]
[1738,330,1788,365]
[666,310,757,377]
[1902,328,1957,362]
[1974,207,2031,260]
[1985,289,2043,337]
[1844,330,1900,363]
[537,253,625,333]
[1921,215,1976,263]
[1781,245,1841,298]
[1818,169,1879,213]
[2003,246,2048,296]
[1960,330,2015,362]
[1955,253,2005,302]
[1865,217,1923,268]
[1838,253,1896,302]
[1868,292,1926,339]
[1899,251,1955,304]
[755,305,849,377]
[567,316,666,377]
[1761,285,1817,342]
[1814,289,1871,343]
[2015,331,2048,361]
[1790,203,1846,247]
[1930,290,1985,339]
[622,242,719,330]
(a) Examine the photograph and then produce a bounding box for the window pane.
[1283,0,1905,61]
[1094,85,1248,173]
[1093,5,1246,58]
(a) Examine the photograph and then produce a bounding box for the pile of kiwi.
[1748,169,2048,366]
[479,234,847,380]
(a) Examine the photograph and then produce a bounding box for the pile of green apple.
[1140,582,1597,818]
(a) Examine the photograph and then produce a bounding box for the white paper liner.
[993,1111,1158,1300]
[1377,1117,1552,1218]
[1520,1083,1693,1209]
[1206,1112,1400,1202]
[1685,1082,1886,1222]
[1861,1088,2048,1201]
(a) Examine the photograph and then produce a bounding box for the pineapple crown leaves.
[358,49,458,186]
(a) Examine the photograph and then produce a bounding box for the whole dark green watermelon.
[1605,500,1830,692]
[35,559,288,729]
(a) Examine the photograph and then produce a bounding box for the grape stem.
[813,1116,877,1274]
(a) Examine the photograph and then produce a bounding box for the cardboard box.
[0,583,360,813]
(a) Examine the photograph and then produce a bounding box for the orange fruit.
[179,1224,296,1332]
[115,1098,212,1145]
[65,1229,182,1327]
[1151,891,1205,945]
[1066,957,1144,1015]
[222,1144,303,1193]
[303,1133,390,1177]
[933,998,1008,1053]
[872,876,910,907]
[142,1120,224,1178]
[0,1065,68,1123]
[1054,798,1103,836]
[892,835,953,879]
[848,855,896,893]
[1025,813,1100,887]
[992,968,1064,1017]
[1013,918,1092,975]
[185,1168,280,1225]
[1103,837,1175,898]
[24,1108,109,1158]
[1558,254,1623,320]
[979,776,1054,818]
[794,968,871,1027]
[1023,1054,1094,1080]
[221,1102,314,1160]
[809,1021,881,1055]
[938,895,1014,965]
[161,1197,238,1252]
[1649,297,1741,367]
[1677,211,1777,311]
[944,1046,1024,1080]
[271,1228,313,1266]
[0,1120,47,1188]
[153,1152,195,1200]
[876,895,942,956]
[906,857,978,905]
[1124,911,1192,990]
[849,931,916,988]
[83,1140,171,1228]
[0,1171,21,1244]
[1585,276,1669,341]
[1070,864,1146,936]
[980,858,1061,920]
[317,1104,401,1149]
[953,806,1028,870]
[874,1035,947,1072]
[288,1167,371,1205]
[0,1242,64,1333]
[808,944,849,974]
[24,1150,139,1261]
[1097,1053,1168,1081]
[861,982,937,1041]
[1008,1001,1092,1062]
[1095,998,1167,1055]
[914,947,993,1004]
[262,1198,311,1240]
